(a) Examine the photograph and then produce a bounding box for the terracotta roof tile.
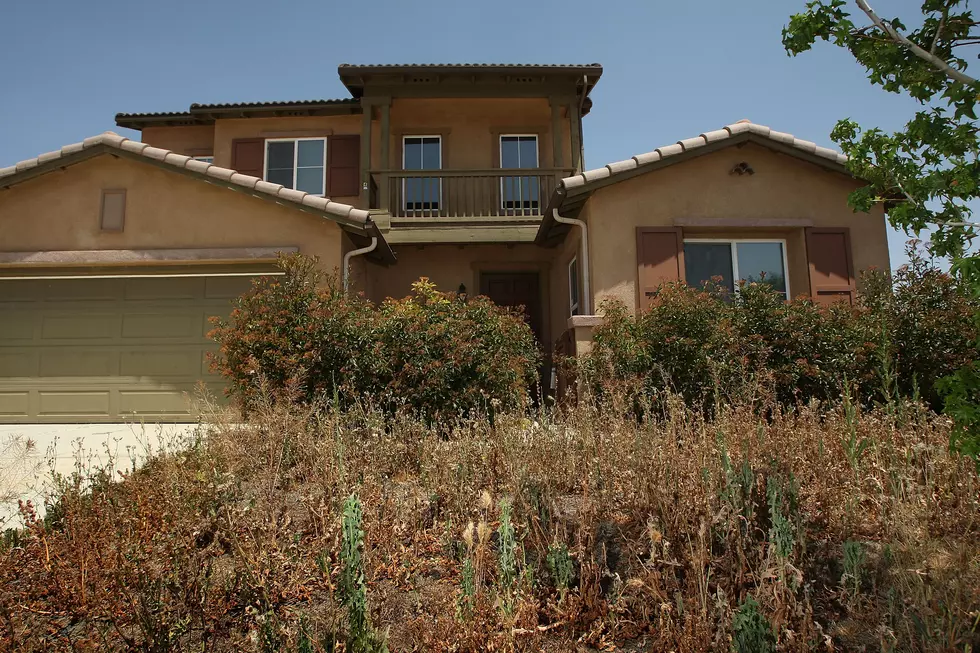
[558,121,849,193]
[0,132,373,228]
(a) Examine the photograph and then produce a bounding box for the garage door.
[0,273,267,423]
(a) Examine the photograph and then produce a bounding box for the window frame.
[262,137,328,196]
[683,238,791,297]
[401,135,443,213]
[568,255,580,317]
[499,134,540,212]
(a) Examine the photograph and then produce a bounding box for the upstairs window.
[402,136,442,211]
[568,256,580,316]
[500,135,539,211]
[684,239,789,297]
[265,138,326,195]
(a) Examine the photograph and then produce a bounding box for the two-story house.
[0,62,890,424]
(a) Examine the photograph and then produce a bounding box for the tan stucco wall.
[0,155,344,267]
[365,243,558,342]
[141,125,216,158]
[382,98,572,171]
[547,231,581,345]
[585,143,891,313]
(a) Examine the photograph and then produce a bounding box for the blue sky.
[0,0,928,267]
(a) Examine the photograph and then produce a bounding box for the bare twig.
[855,0,978,85]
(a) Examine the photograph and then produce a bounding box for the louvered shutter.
[805,227,856,305]
[636,227,685,311]
[327,135,360,197]
[231,138,265,178]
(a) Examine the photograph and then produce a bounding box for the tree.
[782,0,980,464]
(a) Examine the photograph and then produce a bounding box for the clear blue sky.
[1,0,927,267]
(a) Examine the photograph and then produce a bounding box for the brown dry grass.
[1,392,978,652]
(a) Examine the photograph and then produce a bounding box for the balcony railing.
[369,169,571,219]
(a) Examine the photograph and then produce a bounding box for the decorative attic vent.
[410,76,434,83]
[513,76,536,83]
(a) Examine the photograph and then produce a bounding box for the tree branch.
[930,3,949,54]
[855,0,978,85]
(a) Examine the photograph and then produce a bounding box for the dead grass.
[1,393,978,652]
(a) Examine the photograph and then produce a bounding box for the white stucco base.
[0,422,203,528]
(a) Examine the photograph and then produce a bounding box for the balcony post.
[359,99,374,207]
[568,101,582,173]
[379,99,391,211]
[549,97,564,169]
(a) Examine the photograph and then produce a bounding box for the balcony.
[369,169,570,220]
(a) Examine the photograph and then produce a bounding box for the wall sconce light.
[458,283,467,301]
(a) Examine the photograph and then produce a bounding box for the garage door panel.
[0,314,35,340]
[205,276,256,299]
[0,392,29,417]
[119,390,194,416]
[41,314,121,340]
[43,278,124,302]
[122,313,200,339]
[0,351,40,377]
[120,349,201,377]
[125,277,203,301]
[0,272,268,423]
[40,350,116,377]
[38,391,111,417]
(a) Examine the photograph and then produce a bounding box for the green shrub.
[584,254,978,412]
[731,596,776,653]
[209,254,539,422]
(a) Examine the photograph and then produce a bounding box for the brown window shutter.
[327,135,360,197]
[636,227,684,311]
[231,138,265,178]
[805,227,856,305]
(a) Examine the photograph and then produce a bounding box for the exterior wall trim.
[0,247,298,267]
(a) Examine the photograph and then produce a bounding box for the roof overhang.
[116,99,362,130]
[536,125,856,247]
[0,134,395,265]
[337,63,602,112]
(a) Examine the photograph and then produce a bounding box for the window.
[403,136,442,211]
[264,138,326,195]
[684,239,789,297]
[192,155,214,164]
[568,256,580,316]
[500,135,539,212]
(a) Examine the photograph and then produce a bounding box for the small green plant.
[842,540,866,599]
[497,498,517,614]
[339,494,386,653]
[457,556,476,621]
[766,472,800,561]
[842,385,871,473]
[546,543,574,596]
[731,595,776,653]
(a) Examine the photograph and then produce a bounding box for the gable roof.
[536,120,852,246]
[0,132,394,264]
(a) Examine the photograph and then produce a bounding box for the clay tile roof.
[188,98,360,110]
[0,132,384,240]
[560,120,848,193]
[536,121,851,246]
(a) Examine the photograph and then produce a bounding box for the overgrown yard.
[2,394,978,652]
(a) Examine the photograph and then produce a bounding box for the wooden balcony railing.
[369,169,571,219]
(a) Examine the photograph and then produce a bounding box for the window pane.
[421,138,440,169]
[267,168,293,188]
[501,137,520,168]
[684,243,734,293]
[518,136,538,167]
[736,242,787,294]
[297,140,324,167]
[569,258,580,315]
[404,138,422,170]
[266,141,294,171]
[296,167,324,195]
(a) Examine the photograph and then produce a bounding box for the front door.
[479,272,542,343]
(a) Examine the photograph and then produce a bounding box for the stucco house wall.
[585,143,890,312]
[0,155,344,267]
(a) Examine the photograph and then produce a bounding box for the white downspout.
[342,236,377,293]
[552,208,591,314]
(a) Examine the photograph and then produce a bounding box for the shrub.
[584,253,979,412]
[209,254,539,421]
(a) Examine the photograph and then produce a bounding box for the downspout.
[342,236,378,293]
[552,208,591,314]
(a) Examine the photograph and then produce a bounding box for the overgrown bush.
[208,254,539,421]
[585,253,979,412]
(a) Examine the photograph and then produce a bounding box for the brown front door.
[479,272,543,343]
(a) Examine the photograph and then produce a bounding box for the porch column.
[549,97,564,169]
[359,100,374,207]
[379,98,391,211]
[568,101,582,173]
